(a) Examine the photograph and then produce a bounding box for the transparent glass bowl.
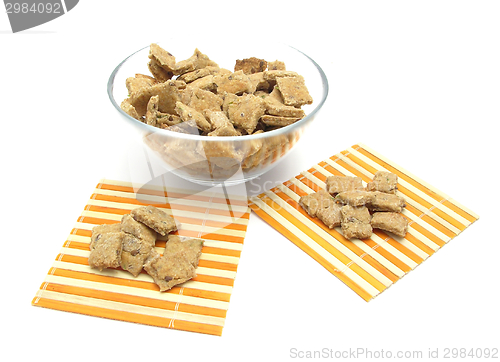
[107,41,328,185]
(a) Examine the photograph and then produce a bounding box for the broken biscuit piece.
[316,202,342,229]
[368,192,406,213]
[166,235,204,269]
[88,232,124,271]
[299,190,335,218]
[90,223,122,250]
[222,92,239,115]
[234,57,267,74]
[260,115,301,127]
[335,190,374,207]
[129,80,182,116]
[326,176,364,196]
[120,99,140,120]
[336,190,406,213]
[174,48,218,76]
[276,76,313,107]
[143,235,204,292]
[207,124,241,137]
[263,70,299,81]
[371,212,409,238]
[126,76,156,95]
[267,60,286,70]
[130,205,177,236]
[148,57,174,82]
[120,233,154,277]
[203,109,232,129]
[135,73,157,82]
[121,214,157,246]
[182,87,223,113]
[175,101,212,132]
[145,95,159,126]
[177,66,228,83]
[156,112,183,128]
[248,73,273,92]
[366,171,398,194]
[340,205,373,240]
[149,43,176,73]
[262,91,306,118]
[143,250,192,292]
[186,74,217,92]
[204,109,242,136]
[214,70,255,95]
[226,93,265,134]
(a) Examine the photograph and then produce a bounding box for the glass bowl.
[107,40,328,186]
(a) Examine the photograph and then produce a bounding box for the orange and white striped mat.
[249,143,479,301]
[32,179,250,336]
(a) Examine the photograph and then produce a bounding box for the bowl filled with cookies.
[108,40,328,185]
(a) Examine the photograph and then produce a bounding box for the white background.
[1,1,499,361]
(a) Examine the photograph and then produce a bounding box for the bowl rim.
[107,42,329,142]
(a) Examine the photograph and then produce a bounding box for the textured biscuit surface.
[131,206,177,236]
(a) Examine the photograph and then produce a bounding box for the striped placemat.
[32,179,250,336]
[248,143,479,301]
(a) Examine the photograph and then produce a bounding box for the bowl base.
[177,173,261,187]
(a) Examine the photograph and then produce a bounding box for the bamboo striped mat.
[249,143,479,301]
[32,179,250,336]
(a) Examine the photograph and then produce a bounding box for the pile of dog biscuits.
[88,205,204,292]
[299,171,409,240]
[120,44,313,136]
